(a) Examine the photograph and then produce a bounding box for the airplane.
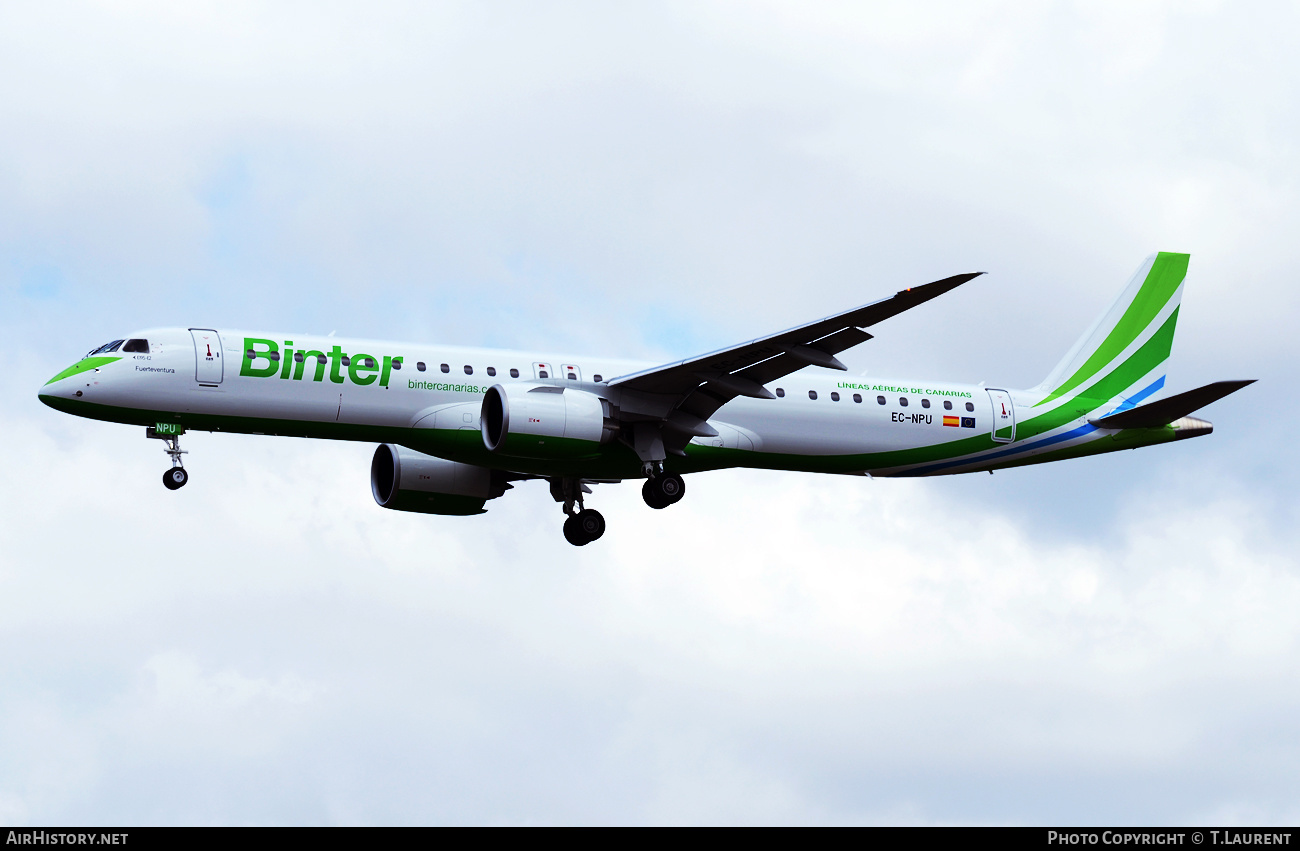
[38,252,1253,546]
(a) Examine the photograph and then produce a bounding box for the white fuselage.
[40,325,1135,481]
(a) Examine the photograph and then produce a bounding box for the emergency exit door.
[987,388,1015,442]
[190,329,224,385]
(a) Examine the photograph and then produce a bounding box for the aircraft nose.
[39,359,105,409]
[39,378,82,396]
[37,375,87,411]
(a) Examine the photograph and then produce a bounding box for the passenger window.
[487,367,496,377]
[853,393,862,403]
[539,371,549,379]
[270,351,280,361]
[899,397,908,407]
[122,339,149,353]
[417,362,426,371]
[341,356,350,367]
[294,352,304,363]
[966,402,975,412]
[808,390,818,400]
[944,400,952,410]
[831,392,840,401]
[392,358,402,370]
[317,355,327,364]
[363,357,376,368]
[877,395,886,405]
[441,363,450,373]
[775,388,785,398]
[509,368,519,378]
[464,365,473,375]
[594,374,603,382]
[921,398,930,408]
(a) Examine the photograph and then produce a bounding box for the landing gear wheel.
[163,467,189,490]
[642,473,685,509]
[563,516,587,546]
[563,509,606,546]
[658,473,684,503]
[642,479,668,509]
[576,508,605,542]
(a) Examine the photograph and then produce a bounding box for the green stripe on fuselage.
[726,305,1181,475]
[35,394,653,478]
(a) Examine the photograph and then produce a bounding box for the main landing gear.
[147,426,189,490]
[548,470,686,545]
[642,472,685,510]
[563,509,606,547]
[551,477,605,547]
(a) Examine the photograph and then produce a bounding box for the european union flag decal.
[961,417,976,428]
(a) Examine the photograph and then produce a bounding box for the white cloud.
[1,396,1297,822]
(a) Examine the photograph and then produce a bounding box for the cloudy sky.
[2,0,1297,825]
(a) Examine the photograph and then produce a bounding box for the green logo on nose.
[44,356,121,385]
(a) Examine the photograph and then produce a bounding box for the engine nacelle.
[481,383,616,459]
[370,444,503,516]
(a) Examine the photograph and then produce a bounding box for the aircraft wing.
[1088,380,1256,429]
[608,272,983,423]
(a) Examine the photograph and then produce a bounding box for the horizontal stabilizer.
[1089,380,1255,429]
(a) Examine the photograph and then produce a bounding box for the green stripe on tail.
[1035,252,1188,407]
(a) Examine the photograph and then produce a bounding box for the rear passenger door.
[987,389,1015,442]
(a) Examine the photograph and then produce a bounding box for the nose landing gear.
[163,467,189,490]
[147,425,189,490]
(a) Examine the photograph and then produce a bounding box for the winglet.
[893,272,984,302]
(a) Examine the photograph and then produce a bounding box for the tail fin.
[1032,252,1189,409]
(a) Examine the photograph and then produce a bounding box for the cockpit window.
[122,339,149,353]
[87,340,125,357]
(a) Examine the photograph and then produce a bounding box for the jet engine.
[370,444,505,515]
[481,384,617,459]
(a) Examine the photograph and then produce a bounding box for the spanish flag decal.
[943,415,960,427]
